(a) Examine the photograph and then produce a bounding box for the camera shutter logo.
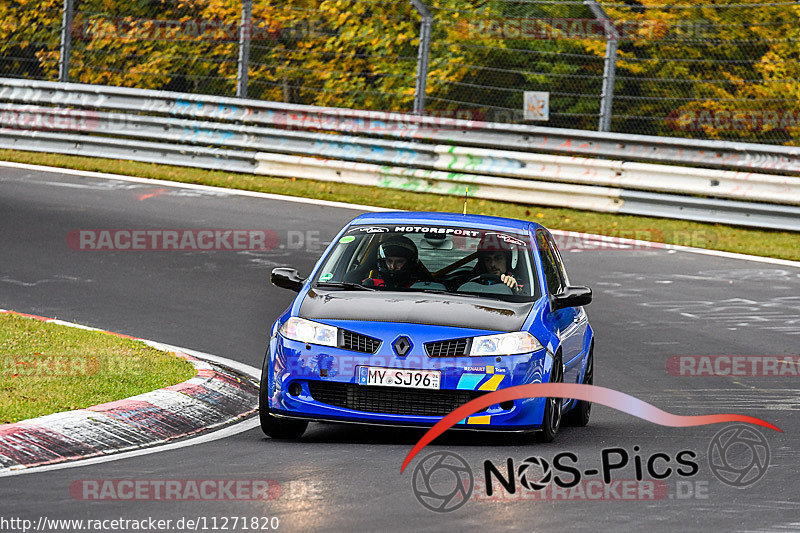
[708,424,770,488]
[517,456,553,491]
[411,451,473,512]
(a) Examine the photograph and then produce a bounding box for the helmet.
[477,233,518,271]
[377,235,418,287]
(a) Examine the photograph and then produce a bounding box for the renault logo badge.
[393,336,412,357]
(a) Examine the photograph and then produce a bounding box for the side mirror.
[551,286,592,311]
[271,268,305,292]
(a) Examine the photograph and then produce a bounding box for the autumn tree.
[0,0,797,143]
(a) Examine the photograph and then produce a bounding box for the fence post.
[58,0,74,82]
[236,0,253,98]
[410,0,432,115]
[584,0,618,132]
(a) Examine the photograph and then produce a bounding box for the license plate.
[357,366,441,390]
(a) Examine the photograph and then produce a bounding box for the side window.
[346,235,373,272]
[545,232,570,287]
[536,230,565,295]
[328,235,377,281]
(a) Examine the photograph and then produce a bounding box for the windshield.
[313,224,540,301]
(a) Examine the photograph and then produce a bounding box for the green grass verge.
[1,149,798,261]
[0,314,196,424]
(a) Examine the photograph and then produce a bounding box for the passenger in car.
[474,235,523,293]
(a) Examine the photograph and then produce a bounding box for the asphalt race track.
[1,165,799,532]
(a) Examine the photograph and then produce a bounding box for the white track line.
[548,230,800,269]
[2,160,797,268]
[143,342,261,379]
[0,160,391,213]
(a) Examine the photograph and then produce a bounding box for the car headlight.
[279,317,338,347]
[469,331,543,356]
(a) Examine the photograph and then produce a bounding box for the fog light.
[288,382,302,397]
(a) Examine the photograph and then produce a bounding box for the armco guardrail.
[3,104,797,207]
[1,78,799,175]
[0,78,799,232]
[437,147,800,206]
[252,152,625,213]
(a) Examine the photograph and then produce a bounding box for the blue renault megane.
[260,212,594,442]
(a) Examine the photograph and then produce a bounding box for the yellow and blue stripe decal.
[456,372,506,391]
[456,373,484,391]
[478,374,505,391]
[456,371,507,425]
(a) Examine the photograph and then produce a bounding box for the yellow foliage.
[3,0,797,143]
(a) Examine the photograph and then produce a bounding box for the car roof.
[348,211,547,233]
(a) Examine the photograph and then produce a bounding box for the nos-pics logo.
[411,424,771,513]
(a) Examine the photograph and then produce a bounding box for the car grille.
[339,330,381,354]
[425,338,470,357]
[306,381,486,417]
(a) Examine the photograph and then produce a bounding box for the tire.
[259,350,308,439]
[536,354,564,443]
[564,344,593,427]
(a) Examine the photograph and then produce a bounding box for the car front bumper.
[266,330,554,431]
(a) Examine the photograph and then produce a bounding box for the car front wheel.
[565,343,593,427]
[259,351,308,439]
[537,354,563,443]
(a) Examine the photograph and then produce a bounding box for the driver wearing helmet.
[363,235,421,289]
[475,234,522,292]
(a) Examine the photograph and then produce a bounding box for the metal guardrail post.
[598,38,618,132]
[58,0,74,82]
[584,0,618,132]
[236,0,253,98]
[410,0,432,115]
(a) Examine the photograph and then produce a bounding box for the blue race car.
[260,212,594,442]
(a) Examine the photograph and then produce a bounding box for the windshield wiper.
[417,288,504,300]
[315,281,377,291]
[416,288,455,295]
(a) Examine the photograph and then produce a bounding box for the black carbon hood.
[298,289,534,332]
